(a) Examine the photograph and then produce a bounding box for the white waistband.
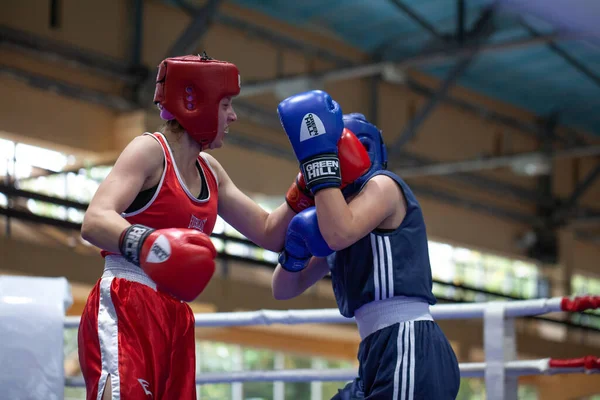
[354,296,433,340]
[102,255,157,290]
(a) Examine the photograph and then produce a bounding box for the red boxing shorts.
[78,256,197,400]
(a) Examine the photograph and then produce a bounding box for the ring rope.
[64,357,599,387]
[62,295,599,329]
[62,296,599,388]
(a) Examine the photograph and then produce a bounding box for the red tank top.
[100,132,219,257]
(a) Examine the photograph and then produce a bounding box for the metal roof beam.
[138,0,224,104]
[552,162,600,224]
[0,63,277,132]
[0,185,88,211]
[565,162,600,206]
[394,145,600,178]
[405,83,584,146]
[0,207,82,231]
[236,29,582,145]
[170,1,354,67]
[388,0,448,42]
[130,0,144,67]
[0,65,137,111]
[238,32,569,97]
[0,25,143,85]
[164,0,224,59]
[390,56,474,150]
[127,0,147,103]
[215,14,354,67]
[574,230,600,244]
[569,210,600,227]
[521,21,600,91]
[402,79,543,142]
[2,18,577,145]
[457,0,466,44]
[407,182,543,226]
[394,151,554,207]
[388,7,495,152]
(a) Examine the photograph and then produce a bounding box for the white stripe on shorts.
[97,277,121,400]
[394,321,416,400]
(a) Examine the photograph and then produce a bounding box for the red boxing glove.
[120,225,217,302]
[338,128,372,184]
[286,173,314,213]
[286,128,371,213]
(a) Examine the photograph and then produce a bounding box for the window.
[283,354,312,400]
[456,378,537,400]
[0,140,72,179]
[243,347,275,400]
[319,358,354,399]
[0,138,15,177]
[197,342,237,399]
[429,240,541,301]
[193,341,356,400]
[63,328,86,400]
[0,138,560,308]
[571,274,600,329]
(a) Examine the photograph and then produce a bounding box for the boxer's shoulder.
[200,151,218,166]
[125,134,164,155]
[114,134,165,178]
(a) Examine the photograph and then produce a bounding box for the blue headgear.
[342,113,388,197]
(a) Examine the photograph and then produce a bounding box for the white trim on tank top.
[121,133,168,217]
[153,132,211,204]
[199,152,219,186]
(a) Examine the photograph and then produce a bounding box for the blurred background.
[1,0,600,398]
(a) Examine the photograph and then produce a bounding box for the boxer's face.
[209,97,237,149]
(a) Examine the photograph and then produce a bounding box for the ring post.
[0,275,73,400]
[484,302,518,400]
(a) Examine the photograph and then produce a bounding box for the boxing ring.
[0,276,598,400]
[62,294,596,399]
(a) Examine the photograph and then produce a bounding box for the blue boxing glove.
[277,90,344,193]
[279,207,334,272]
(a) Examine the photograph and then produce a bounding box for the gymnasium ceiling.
[164,0,600,253]
[227,0,600,137]
[2,0,600,259]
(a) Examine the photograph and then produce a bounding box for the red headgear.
[153,53,241,148]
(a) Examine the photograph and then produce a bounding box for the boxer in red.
[78,52,371,400]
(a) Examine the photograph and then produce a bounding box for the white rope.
[63,297,566,329]
[64,358,599,387]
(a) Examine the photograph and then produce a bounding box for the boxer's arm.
[81,136,163,252]
[314,175,405,251]
[272,256,330,300]
[203,153,295,252]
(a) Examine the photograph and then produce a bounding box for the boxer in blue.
[272,91,460,399]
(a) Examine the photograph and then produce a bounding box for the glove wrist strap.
[300,153,341,194]
[119,224,155,266]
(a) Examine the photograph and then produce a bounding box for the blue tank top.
[327,171,437,318]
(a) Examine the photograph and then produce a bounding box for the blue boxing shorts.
[333,312,460,399]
